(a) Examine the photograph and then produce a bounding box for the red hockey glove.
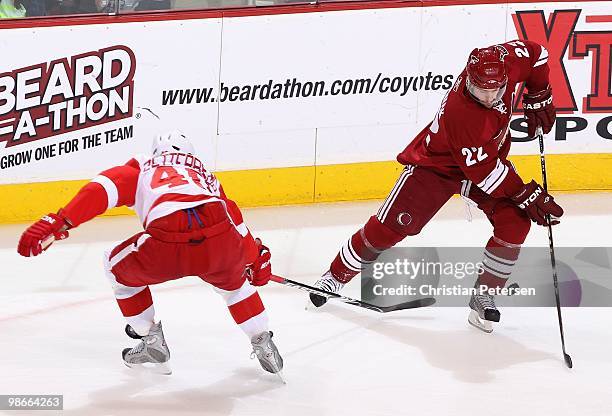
[511,180,564,226]
[245,238,272,286]
[18,212,71,257]
[523,86,555,137]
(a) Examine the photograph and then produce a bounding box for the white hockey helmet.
[151,130,195,156]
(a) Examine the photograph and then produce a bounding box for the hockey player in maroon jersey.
[309,40,563,333]
[18,131,284,376]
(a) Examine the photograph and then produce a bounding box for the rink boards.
[0,1,610,222]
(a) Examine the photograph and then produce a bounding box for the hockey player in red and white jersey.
[18,131,284,376]
[309,40,564,333]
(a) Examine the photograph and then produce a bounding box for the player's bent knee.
[493,205,531,245]
[103,246,130,292]
[103,248,113,274]
[369,210,425,243]
[363,216,409,250]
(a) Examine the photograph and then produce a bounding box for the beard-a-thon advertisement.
[0,45,135,146]
[0,46,137,175]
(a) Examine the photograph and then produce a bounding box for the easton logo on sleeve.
[0,45,136,148]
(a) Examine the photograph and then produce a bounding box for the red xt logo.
[513,9,612,114]
[572,21,612,112]
[512,9,581,113]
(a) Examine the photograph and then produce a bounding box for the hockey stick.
[40,224,70,251]
[270,274,436,313]
[537,127,573,368]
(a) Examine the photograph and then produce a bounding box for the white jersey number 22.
[461,147,488,166]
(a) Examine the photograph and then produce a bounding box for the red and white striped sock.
[330,216,404,284]
[116,287,155,336]
[216,280,268,338]
[103,238,156,336]
[477,236,521,290]
[330,228,379,283]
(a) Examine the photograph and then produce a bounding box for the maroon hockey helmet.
[466,46,508,90]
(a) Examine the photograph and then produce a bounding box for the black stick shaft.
[271,274,387,312]
[270,275,434,313]
[537,129,573,368]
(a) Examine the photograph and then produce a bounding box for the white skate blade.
[124,361,172,375]
[468,310,493,333]
[275,370,287,384]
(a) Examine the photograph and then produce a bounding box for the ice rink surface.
[1,193,611,416]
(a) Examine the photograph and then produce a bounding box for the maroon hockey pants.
[329,164,531,289]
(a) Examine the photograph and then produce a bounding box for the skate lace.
[128,340,145,356]
[476,294,496,309]
[317,276,343,293]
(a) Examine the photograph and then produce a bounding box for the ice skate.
[308,270,345,308]
[122,321,171,375]
[468,293,500,333]
[251,331,285,383]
